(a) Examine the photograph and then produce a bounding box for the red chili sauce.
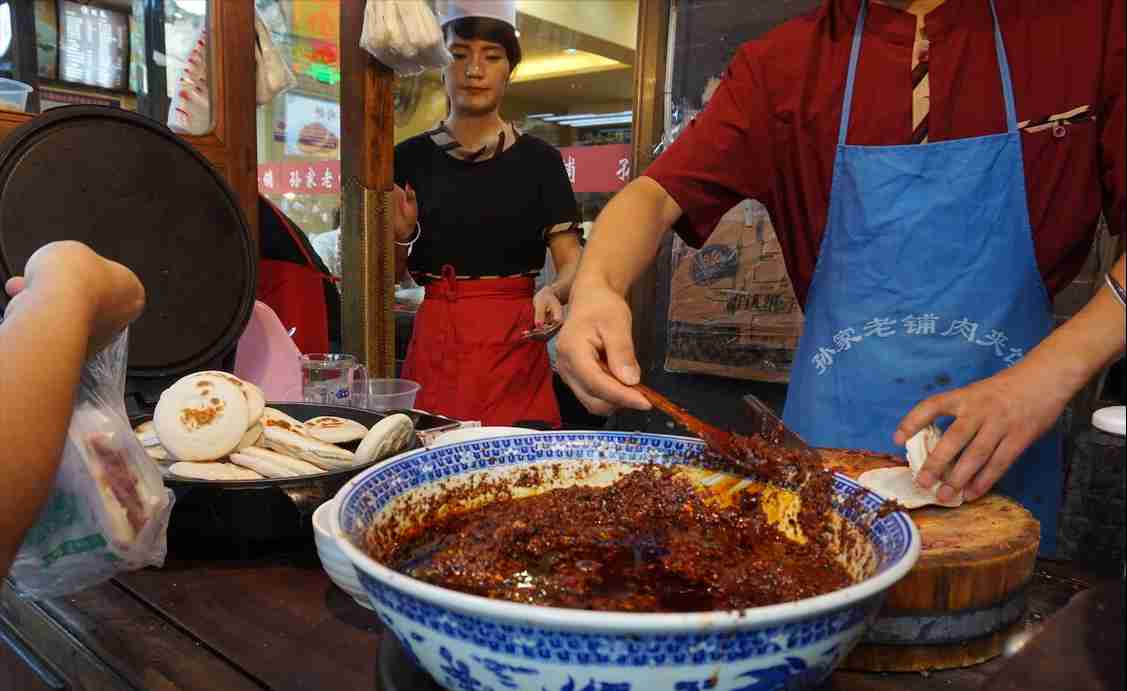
[379,465,853,612]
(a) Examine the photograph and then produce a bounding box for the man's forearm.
[1018,253,1127,400]
[572,177,682,297]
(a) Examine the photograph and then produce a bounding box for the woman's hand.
[391,183,418,241]
[532,285,564,327]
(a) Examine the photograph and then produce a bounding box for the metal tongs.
[633,384,821,470]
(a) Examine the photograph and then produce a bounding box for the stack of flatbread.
[133,372,414,481]
[857,424,965,509]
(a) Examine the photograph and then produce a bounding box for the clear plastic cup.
[0,79,33,113]
[365,379,420,411]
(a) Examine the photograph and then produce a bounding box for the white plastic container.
[0,78,32,113]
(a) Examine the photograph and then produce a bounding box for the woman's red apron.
[402,267,560,428]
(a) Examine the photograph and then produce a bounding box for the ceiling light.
[510,51,628,83]
[541,113,597,123]
[565,115,634,127]
[540,111,632,125]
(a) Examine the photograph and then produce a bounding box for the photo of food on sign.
[283,93,340,158]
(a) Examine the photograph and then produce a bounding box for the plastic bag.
[9,331,174,599]
[168,27,212,135]
[361,0,451,76]
[255,10,296,105]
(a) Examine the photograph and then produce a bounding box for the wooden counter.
[0,552,1111,691]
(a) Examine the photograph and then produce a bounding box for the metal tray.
[130,402,455,556]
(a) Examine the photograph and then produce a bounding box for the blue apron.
[782,0,1061,555]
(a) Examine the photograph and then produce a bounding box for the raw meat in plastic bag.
[9,330,174,599]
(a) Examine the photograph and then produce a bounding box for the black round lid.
[0,106,255,380]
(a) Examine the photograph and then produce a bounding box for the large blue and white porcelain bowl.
[334,432,919,691]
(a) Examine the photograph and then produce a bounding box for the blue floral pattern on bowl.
[335,432,919,691]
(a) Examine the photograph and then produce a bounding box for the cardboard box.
[664,200,805,382]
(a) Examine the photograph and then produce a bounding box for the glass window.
[255,0,342,274]
[4,0,214,136]
[0,5,11,64]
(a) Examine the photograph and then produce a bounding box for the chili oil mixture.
[377,465,854,612]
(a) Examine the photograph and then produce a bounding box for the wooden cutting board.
[819,448,1040,672]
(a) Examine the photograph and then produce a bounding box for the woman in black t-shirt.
[389,5,581,427]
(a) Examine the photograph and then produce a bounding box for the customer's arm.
[0,241,144,573]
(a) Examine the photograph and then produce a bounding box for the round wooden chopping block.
[819,448,1040,672]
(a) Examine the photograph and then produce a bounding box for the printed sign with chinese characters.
[258,161,341,196]
[557,144,632,194]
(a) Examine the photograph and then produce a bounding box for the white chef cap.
[435,0,517,31]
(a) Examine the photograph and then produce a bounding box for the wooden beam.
[340,0,396,376]
[627,0,672,375]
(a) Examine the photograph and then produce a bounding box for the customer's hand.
[555,277,651,416]
[5,241,145,356]
[532,285,564,327]
[894,364,1070,502]
[391,183,419,241]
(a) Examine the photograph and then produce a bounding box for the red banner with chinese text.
[557,144,632,194]
[258,161,341,196]
[259,145,633,197]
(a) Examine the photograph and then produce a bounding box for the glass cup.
[300,354,368,407]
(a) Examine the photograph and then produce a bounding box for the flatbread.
[261,425,355,470]
[262,407,308,435]
[237,422,264,451]
[197,371,266,428]
[355,414,415,465]
[858,467,947,509]
[230,447,323,478]
[146,444,173,462]
[858,425,963,509]
[169,461,263,481]
[303,416,368,444]
[153,375,250,461]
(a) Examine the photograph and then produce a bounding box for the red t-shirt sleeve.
[644,44,775,248]
[1099,0,1125,237]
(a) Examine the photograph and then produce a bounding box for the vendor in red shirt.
[557,0,1125,555]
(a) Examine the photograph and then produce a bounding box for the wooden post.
[340,0,396,376]
[628,0,672,375]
